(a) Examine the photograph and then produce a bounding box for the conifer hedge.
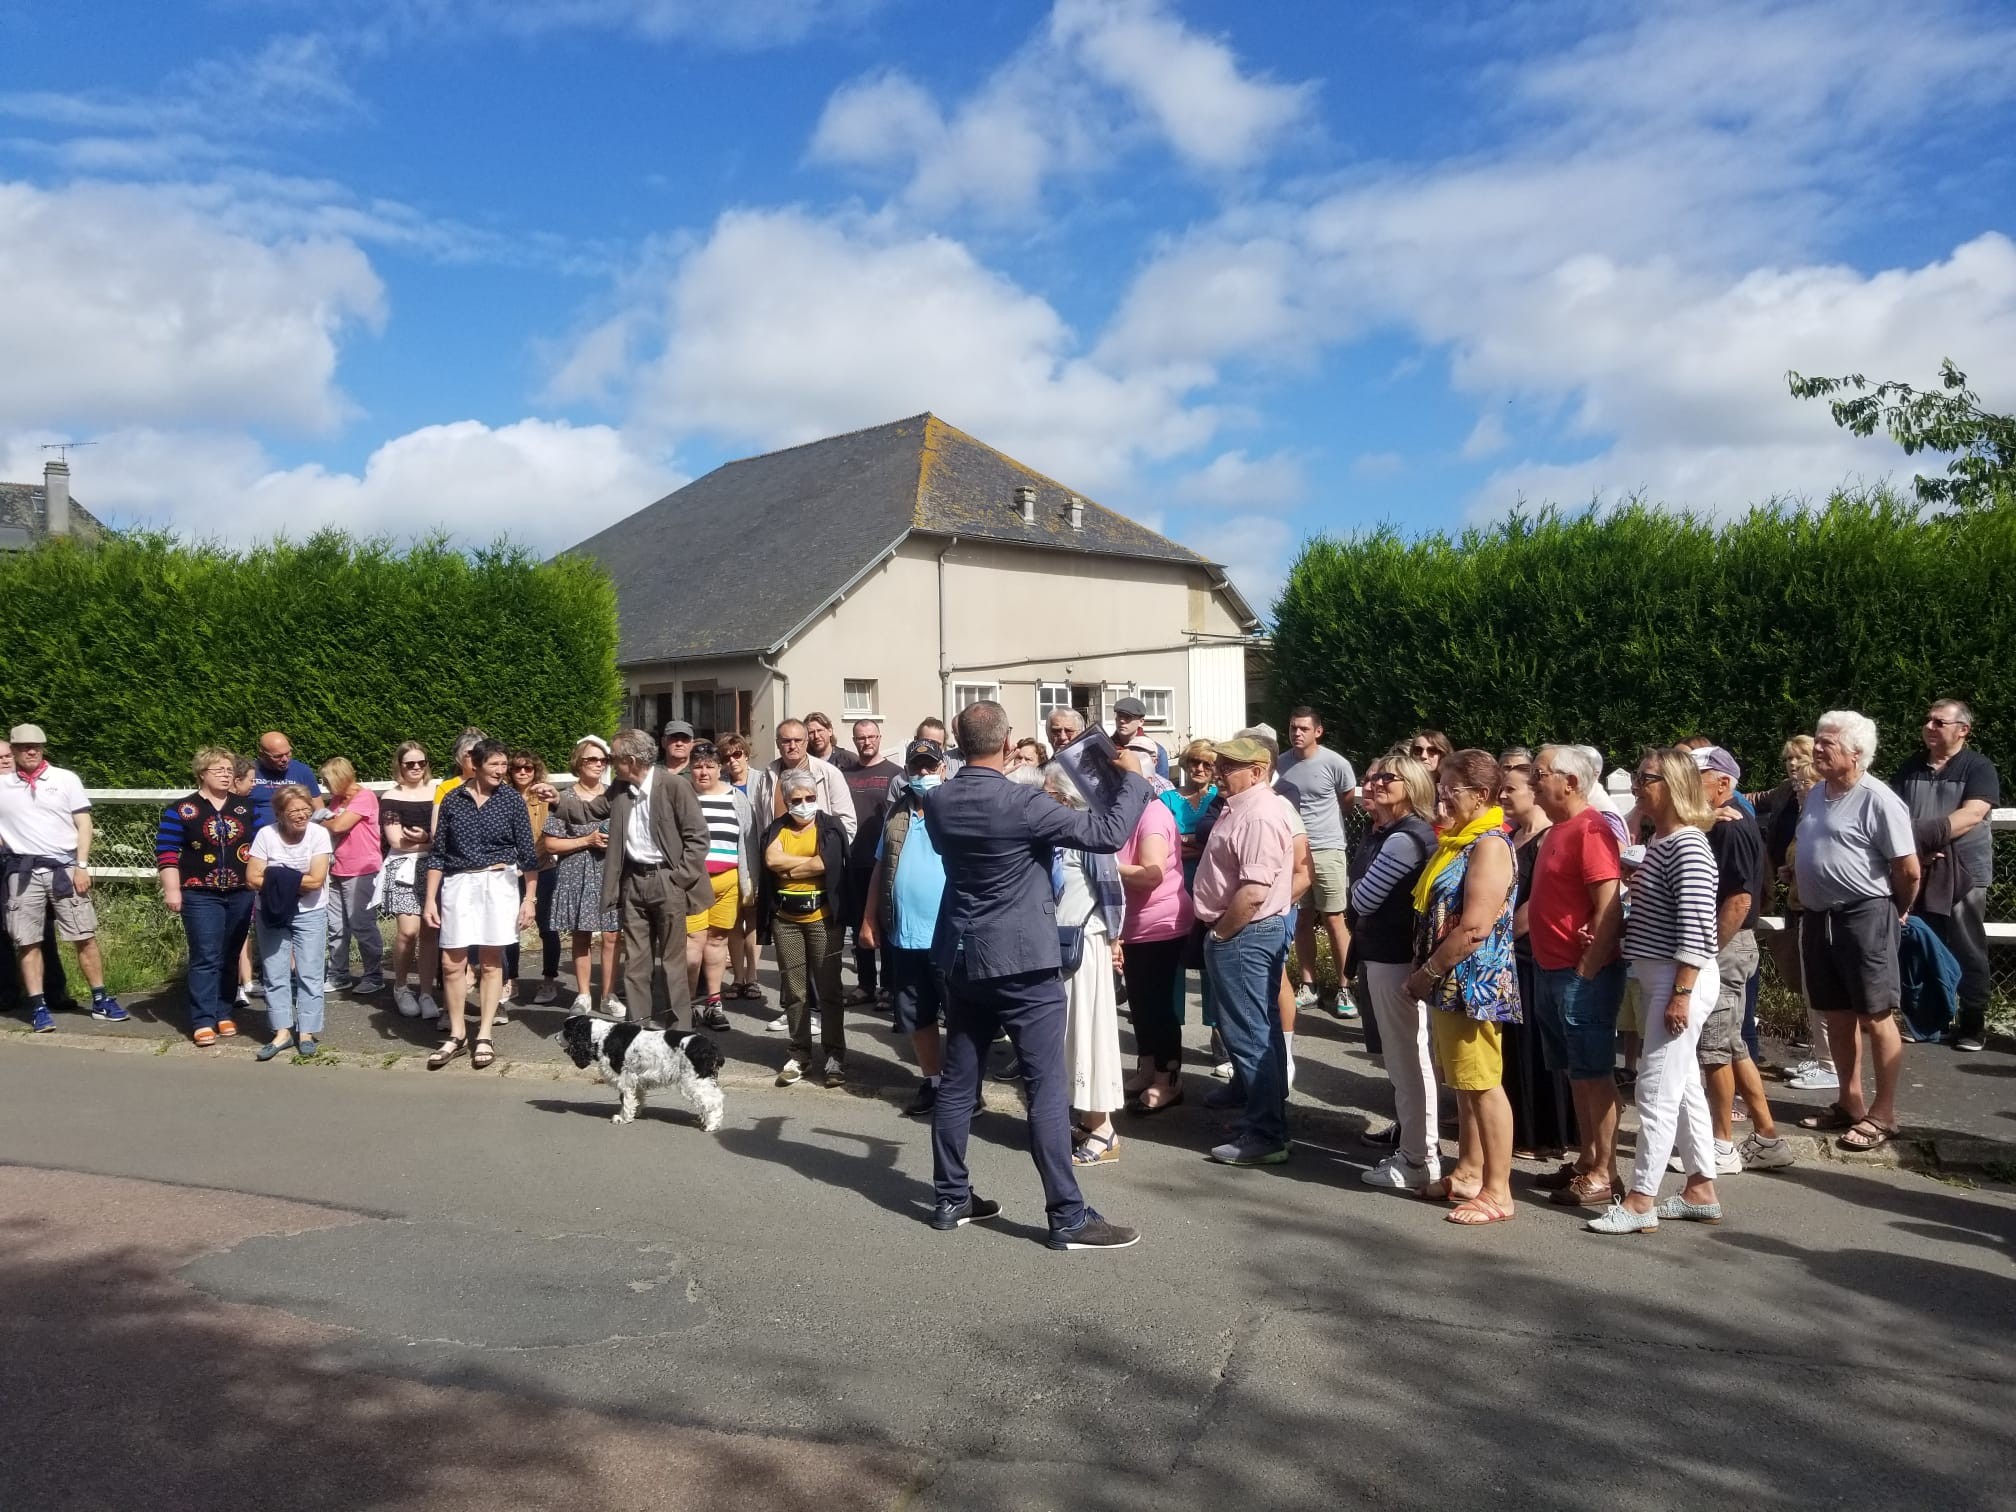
[1271,489,2015,782]
[0,532,622,784]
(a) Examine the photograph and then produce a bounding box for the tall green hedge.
[1271,489,2015,782]
[0,531,622,784]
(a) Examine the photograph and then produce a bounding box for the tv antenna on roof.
[41,441,97,462]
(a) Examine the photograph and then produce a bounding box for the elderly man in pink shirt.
[1192,736,1297,1166]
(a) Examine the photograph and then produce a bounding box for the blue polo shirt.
[248,758,321,831]
[879,812,946,951]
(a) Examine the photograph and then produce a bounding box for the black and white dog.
[555,1015,726,1132]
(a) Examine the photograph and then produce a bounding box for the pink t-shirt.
[1192,782,1296,925]
[327,786,383,878]
[1120,798,1194,942]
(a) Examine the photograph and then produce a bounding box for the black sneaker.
[1049,1209,1140,1251]
[696,1001,732,1033]
[904,1081,938,1118]
[930,1194,1002,1230]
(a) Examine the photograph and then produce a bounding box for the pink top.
[1191,782,1296,924]
[328,785,383,878]
[1120,798,1193,942]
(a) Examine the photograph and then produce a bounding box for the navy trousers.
[931,962,1087,1237]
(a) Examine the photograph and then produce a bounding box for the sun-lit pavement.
[3,1033,2013,1512]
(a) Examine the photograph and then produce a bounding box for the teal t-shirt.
[880,815,946,951]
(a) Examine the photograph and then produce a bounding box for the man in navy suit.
[923,701,1150,1250]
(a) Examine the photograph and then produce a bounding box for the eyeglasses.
[1410,745,1437,756]
[1364,773,1401,787]
[778,737,805,746]
[578,755,607,765]
[510,763,536,773]
[1630,771,1666,788]
[1925,717,1966,729]
[400,759,427,769]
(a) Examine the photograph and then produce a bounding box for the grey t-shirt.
[1794,775,1916,911]
[1275,745,1357,852]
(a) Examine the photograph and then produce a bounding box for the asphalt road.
[3,1039,2012,1511]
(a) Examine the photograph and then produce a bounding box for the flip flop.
[1446,1194,1515,1226]
[1422,1176,1482,1205]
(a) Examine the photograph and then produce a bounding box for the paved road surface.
[3,1040,2012,1511]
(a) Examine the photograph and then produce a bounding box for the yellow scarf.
[1411,805,1506,913]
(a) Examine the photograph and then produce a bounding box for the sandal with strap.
[427,1037,466,1070]
[1422,1176,1482,1205]
[1837,1117,1899,1153]
[1072,1129,1119,1165]
[470,1038,495,1070]
[1797,1102,1856,1132]
[1446,1193,1516,1226]
[1132,1076,1184,1114]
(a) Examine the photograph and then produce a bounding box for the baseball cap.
[1213,737,1268,765]
[905,738,945,769]
[1124,738,1160,759]
[1113,696,1147,720]
[1690,745,1741,781]
[661,719,694,739]
[8,723,47,744]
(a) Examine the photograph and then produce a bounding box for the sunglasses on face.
[1925,717,1965,729]
[1364,773,1401,787]
[579,755,607,765]
[401,759,427,768]
[1410,746,1436,756]
[511,764,536,773]
[1631,771,1666,788]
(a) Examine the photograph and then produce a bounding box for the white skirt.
[1064,917,1125,1113]
[439,868,521,950]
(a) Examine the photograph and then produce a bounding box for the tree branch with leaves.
[1787,359,2014,511]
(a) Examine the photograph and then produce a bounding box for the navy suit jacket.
[923,764,1150,980]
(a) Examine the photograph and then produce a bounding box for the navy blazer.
[923,764,1149,980]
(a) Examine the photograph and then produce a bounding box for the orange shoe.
[193,1027,218,1047]
[217,1019,238,1037]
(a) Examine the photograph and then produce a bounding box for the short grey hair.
[780,768,819,801]
[452,726,487,764]
[1006,764,1047,790]
[610,728,656,766]
[1933,697,1975,728]
[1540,744,1600,794]
[1817,710,1878,766]
[1047,708,1085,734]
[1043,761,1089,810]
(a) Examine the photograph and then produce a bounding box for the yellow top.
[777,821,825,922]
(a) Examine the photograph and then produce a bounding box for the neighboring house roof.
[0,481,109,549]
[564,413,1256,665]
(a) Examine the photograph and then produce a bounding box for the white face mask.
[788,800,818,821]
[911,773,941,791]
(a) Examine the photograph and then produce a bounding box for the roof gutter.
[938,533,960,719]
[757,651,789,724]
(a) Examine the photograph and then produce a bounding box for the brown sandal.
[1796,1102,1856,1132]
[1446,1194,1515,1226]
[470,1038,495,1070]
[427,1037,466,1070]
[1837,1118,1898,1153]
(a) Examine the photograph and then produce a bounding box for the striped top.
[1621,827,1719,969]
[698,791,741,875]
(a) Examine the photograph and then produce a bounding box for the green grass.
[82,882,188,998]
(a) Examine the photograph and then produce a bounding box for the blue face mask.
[911,774,941,791]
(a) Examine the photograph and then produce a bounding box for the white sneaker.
[1739,1133,1797,1171]
[1585,1201,1659,1235]
[534,979,561,1006]
[601,995,628,1021]
[234,986,252,1009]
[394,987,420,1019]
[1285,1049,1296,1090]
[569,992,594,1015]
[776,1057,804,1086]
[1360,1153,1432,1190]
[416,993,439,1022]
[766,1013,789,1034]
[1294,985,1318,1009]
[1212,1060,1234,1080]
[1787,1064,1840,1091]
[1668,1142,1743,1176]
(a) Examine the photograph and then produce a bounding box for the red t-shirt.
[1528,806,1623,971]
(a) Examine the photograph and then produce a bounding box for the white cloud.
[1049,0,1311,171]
[0,179,385,435]
[1349,451,1404,481]
[2,420,681,551]
[1179,512,1293,618]
[1175,448,1307,509]
[595,207,1215,492]
[1461,411,1509,461]
[808,0,1310,216]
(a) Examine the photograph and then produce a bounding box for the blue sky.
[4,0,2014,613]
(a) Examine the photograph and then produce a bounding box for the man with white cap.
[0,723,128,1032]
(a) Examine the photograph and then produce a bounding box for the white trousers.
[1365,960,1441,1177]
[1627,957,1719,1196]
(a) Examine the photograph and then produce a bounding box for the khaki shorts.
[1430,1011,1504,1092]
[1307,848,1350,914]
[1698,932,1758,1066]
[5,867,98,946]
[687,869,741,934]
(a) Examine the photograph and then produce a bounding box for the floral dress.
[1412,830,1522,1024]
[544,785,618,934]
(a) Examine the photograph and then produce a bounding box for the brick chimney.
[43,459,70,537]
[1013,484,1035,524]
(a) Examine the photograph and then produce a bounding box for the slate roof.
[0,481,109,549]
[563,414,1251,665]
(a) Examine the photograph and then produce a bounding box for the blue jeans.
[1532,960,1627,1081]
[257,907,328,1035]
[181,889,252,1033]
[1204,915,1289,1149]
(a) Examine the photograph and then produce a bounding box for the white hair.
[1816,710,1878,766]
[780,768,819,801]
[1540,744,1600,795]
[1006,764,1048,789]
[1043,761,1089,810]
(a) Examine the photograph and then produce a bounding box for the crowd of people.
[0,691,1998,1246]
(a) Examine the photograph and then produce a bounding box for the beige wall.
[772,537,1251,747]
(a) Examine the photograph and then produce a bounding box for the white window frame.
[1136,686,1174,731]
[1037,682,1071,722]
[842,678,881,721]
[952,682,1001,712]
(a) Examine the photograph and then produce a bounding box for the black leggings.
[1123,935,1188,1070]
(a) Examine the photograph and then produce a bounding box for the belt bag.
[1058,924,1086,976]
[776,891,822,918]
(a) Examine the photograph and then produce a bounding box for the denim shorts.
[1532,960,1627,1081]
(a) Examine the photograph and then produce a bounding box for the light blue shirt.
[880,814,946,951]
